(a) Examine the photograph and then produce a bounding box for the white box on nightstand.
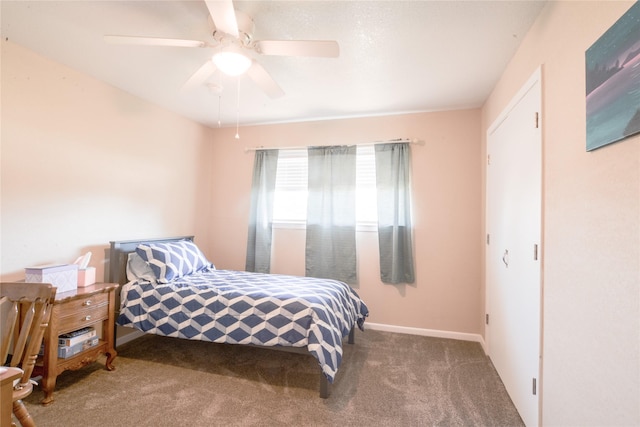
[77,267,96,287]
[25,264,79,293]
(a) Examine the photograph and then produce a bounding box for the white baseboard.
[114,323,489,354]
[365,322,487,352]
[115,328,145,347]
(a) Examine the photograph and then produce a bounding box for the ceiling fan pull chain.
[235,77,241,139]
[217,72,223,128]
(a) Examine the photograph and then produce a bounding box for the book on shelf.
[58,326,96,347]
[58,336,99,359]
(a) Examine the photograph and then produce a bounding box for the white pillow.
[126,252,156,283]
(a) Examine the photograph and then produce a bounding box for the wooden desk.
[0,367,21,427]
[37,283,119,405]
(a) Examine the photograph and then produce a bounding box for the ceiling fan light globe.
[212,51,252,76]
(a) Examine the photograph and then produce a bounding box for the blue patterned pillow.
[135,240,214,283]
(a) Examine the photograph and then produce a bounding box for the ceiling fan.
[104,0,339,99]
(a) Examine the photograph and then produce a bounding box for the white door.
[486,69,542,427]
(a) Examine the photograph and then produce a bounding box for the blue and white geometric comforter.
[117,269,369,382]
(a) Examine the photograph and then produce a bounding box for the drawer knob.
[83,300,92,306]
[83,315,92,321]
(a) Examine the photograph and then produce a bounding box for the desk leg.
[41,310,58,406]
[1,368,22,426]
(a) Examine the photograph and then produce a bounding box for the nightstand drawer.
[59,292,108,313]
[57,304,109,333]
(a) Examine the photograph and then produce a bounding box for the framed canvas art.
[586,2,640,151]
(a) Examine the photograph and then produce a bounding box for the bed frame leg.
[319,325,356,398]
[319,374,330,398]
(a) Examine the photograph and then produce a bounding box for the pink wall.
[0,41,213,282]
[209,110,483,335]
[482,1,639,425]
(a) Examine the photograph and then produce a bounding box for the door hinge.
[535,112,540,129]
[534,244,539,260]
[532,378,537,395]
[487,234,490,245]
[486,314,489,325]
[487,154,491,165]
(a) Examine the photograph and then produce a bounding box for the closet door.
[486,69,542,427]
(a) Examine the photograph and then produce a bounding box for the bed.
[108,236,369,398]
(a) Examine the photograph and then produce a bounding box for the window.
[273,146,377,226]
[273,149,307,223]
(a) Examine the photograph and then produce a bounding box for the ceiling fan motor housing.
[211,9,255,48]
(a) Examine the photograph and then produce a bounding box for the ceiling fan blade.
[182,61,217,91]
[205,0,239,38]
[246,62,285,99]
[256,40,339,57]
[104,35,205,48]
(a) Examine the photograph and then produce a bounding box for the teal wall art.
[586,2,640,151]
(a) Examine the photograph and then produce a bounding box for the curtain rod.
[244,138,424,153]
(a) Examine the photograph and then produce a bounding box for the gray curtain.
[375,143,415,284]
[245,149,279,273]
[305,145,358,283]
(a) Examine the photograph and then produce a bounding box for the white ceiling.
[1,1,546,129]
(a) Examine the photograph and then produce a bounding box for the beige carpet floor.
[22,329,524,426]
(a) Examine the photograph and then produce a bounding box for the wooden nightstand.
[37,283,119,405]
